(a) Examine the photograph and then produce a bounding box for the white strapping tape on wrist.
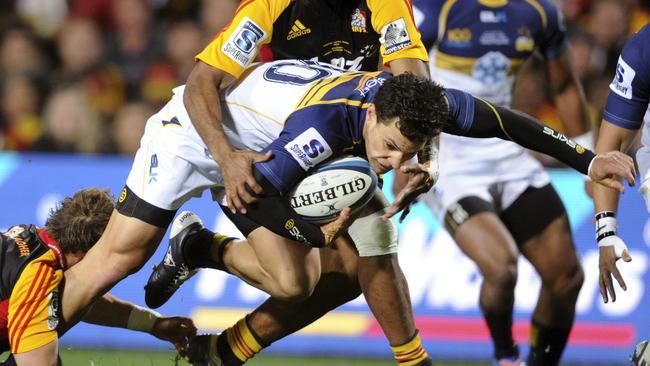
[127,305,160,333]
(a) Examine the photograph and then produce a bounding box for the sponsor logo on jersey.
[162,116,181,127]
[610,56,635,99]
[287,20,311,40]
[289,177,367,209]
[516,27,534,52]
[479,30,509,46]
[119,188,127,203]
[222,18,267,67]
[446,28,472,47]
[480,10,507,23]
[47,291,60,330]
[284,128,333,171]
[473,51,509,85]
[542,126,584,153]
[351,8,367,33]
[14,236,30,257]
[284,219,308,244]
[381,18,411,55]
[354,76,386,97]
[149,154,158,184]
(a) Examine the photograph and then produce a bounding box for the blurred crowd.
[0,0,648,157]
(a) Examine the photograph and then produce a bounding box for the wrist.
[127,305,160,333]
[595,211,617,244]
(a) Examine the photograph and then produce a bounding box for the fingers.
[382,204,399,220]
[228,189,246,214]
[599,275,609,304]
[602,271,617,303]
[622,250,633,262]
[399,204,411,223]
[612,266,628,292]
[252,150,273,162]
[603,179,625,193]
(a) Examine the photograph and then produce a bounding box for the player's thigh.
[12,339,58,366]
[453,209,519,278]
[501,184,579,279]
[95,209,167,262]
[247,226,321,279]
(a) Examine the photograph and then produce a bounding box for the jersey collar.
[37,229,67,270]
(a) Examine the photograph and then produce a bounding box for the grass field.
[56,348,487,366]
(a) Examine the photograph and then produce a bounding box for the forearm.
[184,62,234,164]
[593,120,637,212]
[82,294,159,331]
[554,83,591,137]
[549,56,591,138]
[358,254,416,345]
[461,98,595,174]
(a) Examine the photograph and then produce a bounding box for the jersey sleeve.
[443,88,476,134]
[411,0,441,50]
[195,0,290,78]
[535,0,568,60]
[367,0,430,65]
[603,26,650,130]
[255,106,352,194]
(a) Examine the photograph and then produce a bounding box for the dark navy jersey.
[413,0,567,59]
[603,24,650,130]
[254,70,475,194]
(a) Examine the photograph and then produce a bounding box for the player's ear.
[366,104,377,126]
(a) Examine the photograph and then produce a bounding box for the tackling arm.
[82,293,196,345]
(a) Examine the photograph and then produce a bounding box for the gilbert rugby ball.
[288,156,378,223]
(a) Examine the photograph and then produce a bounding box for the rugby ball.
[631,340,650,366]
[288,156,378,224]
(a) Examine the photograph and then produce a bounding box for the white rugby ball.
[288,156,378,224]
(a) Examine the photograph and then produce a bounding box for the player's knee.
[484,261,518,291]
[273,270,320,301]
[546,261,584,299]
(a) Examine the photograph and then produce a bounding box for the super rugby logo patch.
[610,56,635,99]
[222,17,267,67]
[380,18,411,55]
[284,128,332,171]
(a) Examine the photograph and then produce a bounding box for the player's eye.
[386,141,398,151]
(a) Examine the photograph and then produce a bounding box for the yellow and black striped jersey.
[197,0,428,78]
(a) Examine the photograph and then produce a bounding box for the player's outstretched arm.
[184,61,272,214]
[593,120,637,303]
[82,293,197,352]
[447,97,636,187]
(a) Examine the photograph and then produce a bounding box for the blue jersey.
[603,24,650,130]
[241,62,475,194]
[414,0,566,61]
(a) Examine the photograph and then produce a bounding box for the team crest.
[351,9,367,33]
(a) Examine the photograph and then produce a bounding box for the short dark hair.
[373,73,449,146]
[45,188,115,254]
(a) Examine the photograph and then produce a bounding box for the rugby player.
[405,1,593,365]
[185,4,439,361]
[139,59,633,366]
[0,189,196,366]
[593,24,650,304]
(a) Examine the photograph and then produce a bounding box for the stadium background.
[1,0,649,364]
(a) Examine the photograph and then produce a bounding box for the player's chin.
[371,160,390,174]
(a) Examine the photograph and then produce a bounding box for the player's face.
[363,106,422,174]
